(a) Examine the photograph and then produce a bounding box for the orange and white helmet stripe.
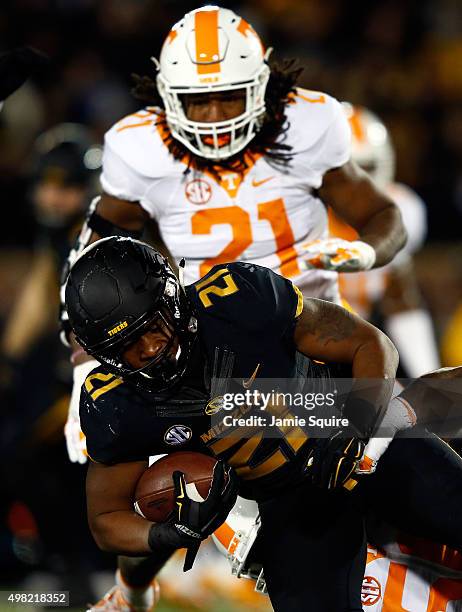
[194,8,221,75]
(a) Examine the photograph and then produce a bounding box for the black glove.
[305,432,365,490]
[148,462,238,570]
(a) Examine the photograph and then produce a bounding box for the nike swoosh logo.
[252,176,275,187]
[242,363,261,389]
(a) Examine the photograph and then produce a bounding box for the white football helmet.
[343,103,396,189]
[155,5,270,161]
[213,497,267,594]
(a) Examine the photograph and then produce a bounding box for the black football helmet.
[30,123,103,229]
[32,123,102,189]
[65,236,197,392]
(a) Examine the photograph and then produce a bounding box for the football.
[133,451,219,523]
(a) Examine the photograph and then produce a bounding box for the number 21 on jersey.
[191,198,302,278]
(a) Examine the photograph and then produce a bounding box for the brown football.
[133,452,218,523]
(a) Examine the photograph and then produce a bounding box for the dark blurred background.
[0,1,462,609]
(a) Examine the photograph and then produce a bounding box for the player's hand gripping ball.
[134,451,232,523]
[136,452,238,571]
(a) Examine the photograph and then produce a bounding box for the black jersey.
[81,261,311,499]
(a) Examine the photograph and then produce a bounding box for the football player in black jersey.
[65,237,462,612]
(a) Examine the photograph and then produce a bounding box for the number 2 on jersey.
[195,267,239,308]
[191,198,301,278]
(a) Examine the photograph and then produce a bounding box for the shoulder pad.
[83,367,125,402]
[104,108,183,179]
[283,88,340,151]
[188,262,302,334]
[80,366,150,464]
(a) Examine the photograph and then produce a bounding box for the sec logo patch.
[361,575,381,606]
[164,425,192,446]
[185,179,212,205]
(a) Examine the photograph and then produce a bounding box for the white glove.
[65,360,98,464]
[300,238,376,272]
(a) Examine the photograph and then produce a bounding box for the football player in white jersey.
[60,6,410,610]
[329,104,440,378]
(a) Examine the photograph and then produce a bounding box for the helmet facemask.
[155,6,271,161]
[157,64,270,160]
[131,312,183,387]
[90,276,196,394]
[66,237,197,394]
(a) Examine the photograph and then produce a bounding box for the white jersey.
[329,182,427,318]
[362,539,462,611]
[101,88,351,301]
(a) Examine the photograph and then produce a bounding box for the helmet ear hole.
[65,236,196,392]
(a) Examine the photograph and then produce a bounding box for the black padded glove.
[306,432,365,490]
[148,462,238,570]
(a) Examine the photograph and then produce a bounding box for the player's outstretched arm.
[319,159,407,267]
[294,297,398,378]
[294,298,399,436]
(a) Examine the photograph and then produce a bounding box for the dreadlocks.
[131,59,303,177]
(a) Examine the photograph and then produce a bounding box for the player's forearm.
[358,204,407,267]
[347,334,398,436]
[90,510,154,555]
[319,161,407,267]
